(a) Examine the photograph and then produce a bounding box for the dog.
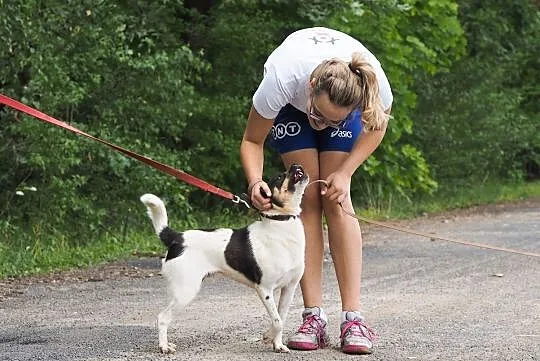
[140,164,309,353]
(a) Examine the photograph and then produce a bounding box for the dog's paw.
[159,342,177,354]
[273,342,290,353]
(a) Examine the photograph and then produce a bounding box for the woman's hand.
[249,180,272,211]
[321,171,351,204]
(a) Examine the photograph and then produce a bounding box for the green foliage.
[411,0,540,186]
[0,1,209,244]
[359,180,540,221]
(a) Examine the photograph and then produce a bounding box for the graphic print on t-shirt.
[308,29,340,45]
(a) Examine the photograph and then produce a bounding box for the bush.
[411,0,540,186]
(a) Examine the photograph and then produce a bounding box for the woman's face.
[306,92,353,130]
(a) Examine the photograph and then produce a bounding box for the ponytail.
[349,52,389,131]
[311,52,389,131]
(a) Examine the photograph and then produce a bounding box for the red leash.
[0,94,250,208]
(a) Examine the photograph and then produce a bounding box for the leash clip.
[232,194,251,209]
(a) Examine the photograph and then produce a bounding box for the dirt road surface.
[1,200,539,361]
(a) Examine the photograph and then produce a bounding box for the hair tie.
[348,62,362,76]
[348,62,364,91]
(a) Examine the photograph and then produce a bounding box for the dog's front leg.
[256,286,289,353]
[277,279,300,328]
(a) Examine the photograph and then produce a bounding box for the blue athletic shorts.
[268,104,363,154]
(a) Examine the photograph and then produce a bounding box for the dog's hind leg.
[158,270,205,354]
[158,299,179,354]
[256,286,289,353]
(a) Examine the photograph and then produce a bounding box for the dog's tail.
[140,194,168,236]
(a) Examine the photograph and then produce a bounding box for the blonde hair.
[310,52,389,131]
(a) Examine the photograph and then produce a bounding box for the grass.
[356,180,540,220]
[0,231,163,278]
[1,180,539,279]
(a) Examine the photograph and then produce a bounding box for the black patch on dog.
[159,227,186,261]
[267,172,286,189]
[287,177,296,192]
[265,174,285,208]
[224,227,262,284]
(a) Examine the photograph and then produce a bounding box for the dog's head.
[261,164,309,218]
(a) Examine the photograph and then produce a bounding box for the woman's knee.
[322,197,347,219]
[299,187,323,219]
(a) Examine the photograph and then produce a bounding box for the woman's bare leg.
[319,151,362,311]
[281,149,324,308]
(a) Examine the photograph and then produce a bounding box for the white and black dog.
[140,164,309,353]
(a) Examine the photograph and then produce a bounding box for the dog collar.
[260,214,297,221]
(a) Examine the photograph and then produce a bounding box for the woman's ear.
[309,77,317,88]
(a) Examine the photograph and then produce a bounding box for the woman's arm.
[240,105,274,210]
[341,106,391,177]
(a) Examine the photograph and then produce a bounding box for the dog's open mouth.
[292,167,305,184]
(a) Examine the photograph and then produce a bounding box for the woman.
[240,27,393,355]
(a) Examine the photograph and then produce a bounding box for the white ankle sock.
[341,310,364,323]
[303,307,328,323]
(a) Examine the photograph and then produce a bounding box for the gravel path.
[1,200,539,361]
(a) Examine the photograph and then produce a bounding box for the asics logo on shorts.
[272,122,302,140]
[330,129,353,138]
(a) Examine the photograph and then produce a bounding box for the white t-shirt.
[253,27,393,120]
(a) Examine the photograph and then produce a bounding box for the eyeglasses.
[307,99,348,129]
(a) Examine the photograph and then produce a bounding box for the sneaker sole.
[287,341,321,351]
[342,344,373,354]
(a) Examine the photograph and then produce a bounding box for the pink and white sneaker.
[287,308,330,350]
[340,312,376,354]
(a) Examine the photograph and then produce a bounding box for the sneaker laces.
[340,320,376,341]
[297,315,326,340]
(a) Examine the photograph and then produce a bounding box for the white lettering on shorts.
[272,122,301,140]
[330,129,353,138]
